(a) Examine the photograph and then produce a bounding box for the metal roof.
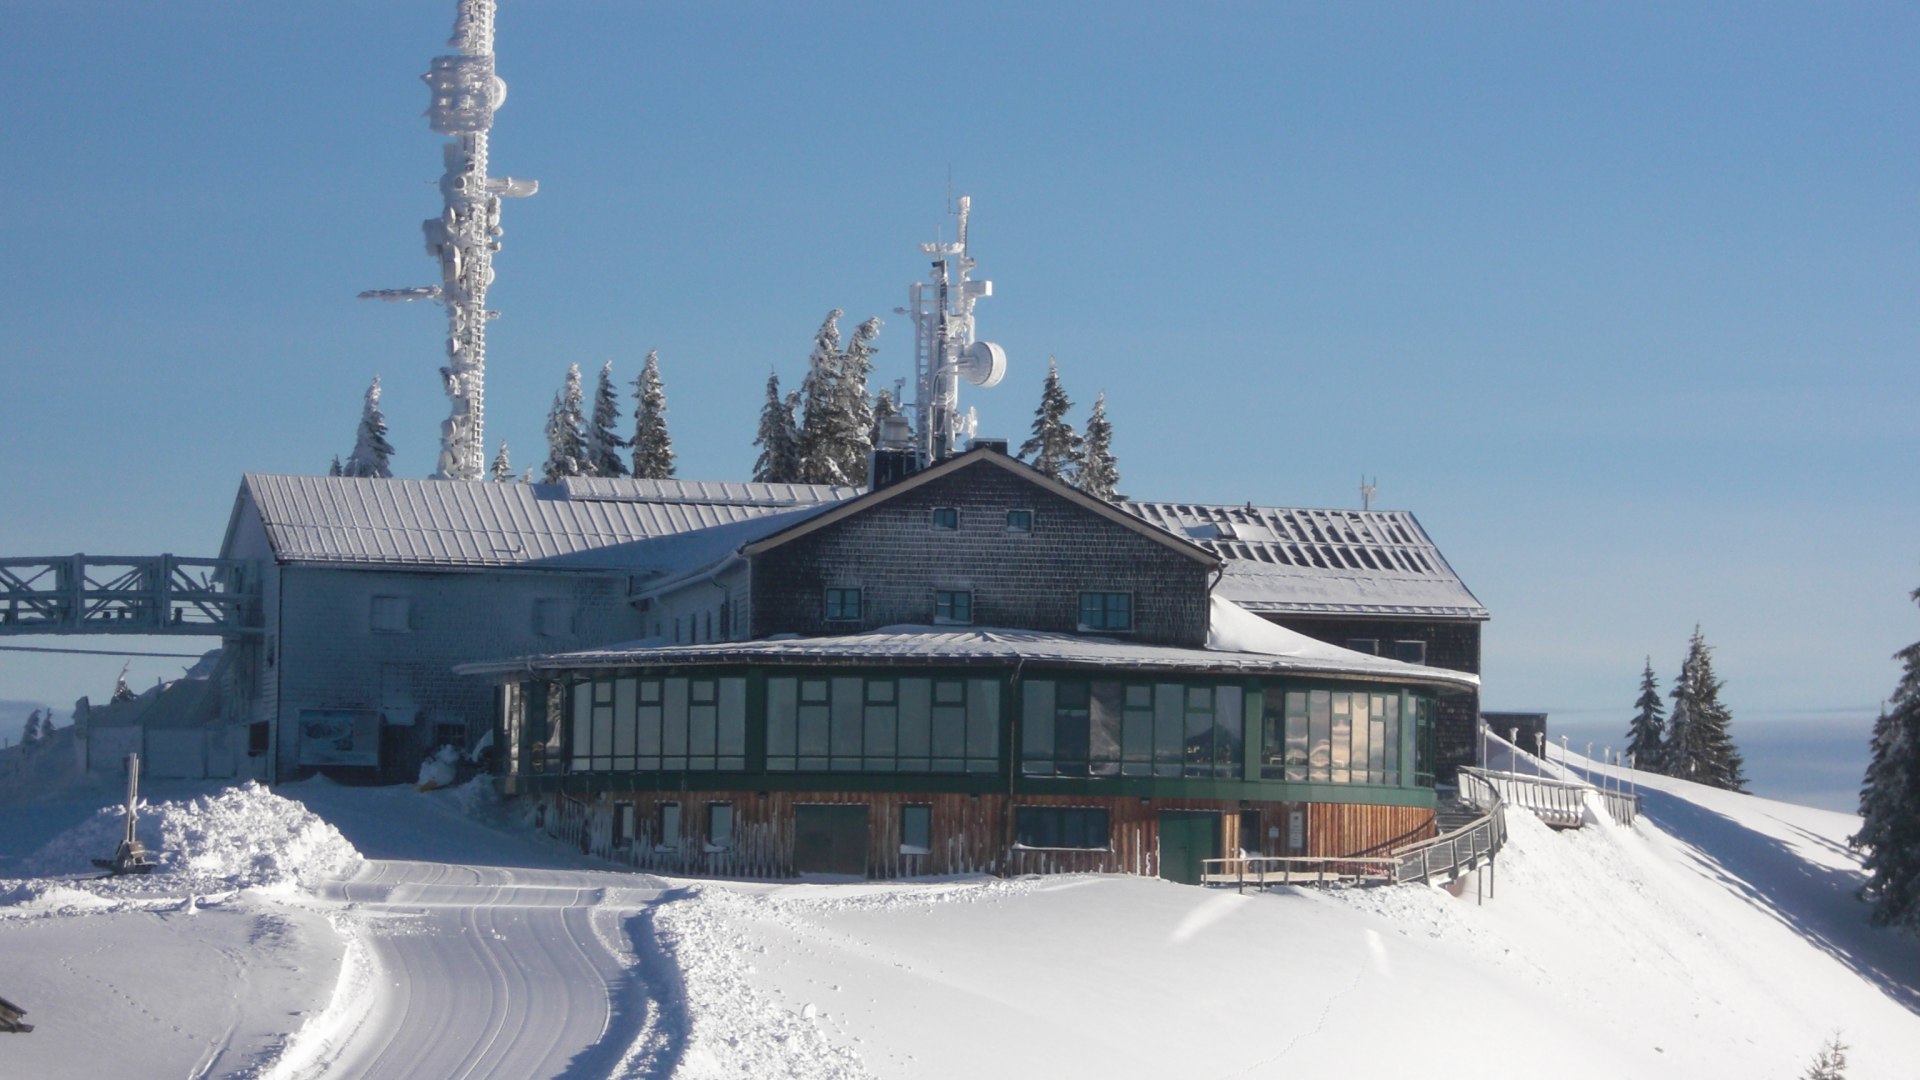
[456,624,1479,690]
[237,474,857,571]
[1122,502,1487,619]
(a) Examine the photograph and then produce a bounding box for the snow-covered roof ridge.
[1121,500,1488,619]
[457,599,1478,689]
[232,473,856,571]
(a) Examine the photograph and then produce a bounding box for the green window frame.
[1014,806,1111,850]
[824,588,861,622]
[1078,592,1132,632]
[934,590,973,624]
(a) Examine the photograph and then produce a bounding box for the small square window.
[931,507,959,530]
[900,805,932,855]
[1077,592,1132,632]
[370,595,410,633]
[1347,638,1381,656]
[1393,640,1428,665]
[613,804,634,849]
[825,588,862,621]
[935,589,973,624]
[1006,509,1033,533]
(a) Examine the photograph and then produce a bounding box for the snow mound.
[19,781,361,894]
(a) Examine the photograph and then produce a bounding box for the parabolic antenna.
[959,340,1007,388]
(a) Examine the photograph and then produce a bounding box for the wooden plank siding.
[544,789,1435,881]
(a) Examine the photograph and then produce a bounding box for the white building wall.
[270,565,644,777]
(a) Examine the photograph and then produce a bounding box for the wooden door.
[1157,810,1221,885]
[794,804,870,877]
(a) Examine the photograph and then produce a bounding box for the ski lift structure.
[92,753,156,876]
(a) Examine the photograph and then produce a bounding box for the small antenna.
[1360,476,1377,511]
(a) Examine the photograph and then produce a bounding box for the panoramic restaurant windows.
[766,675,999,774]
[1021,680,1241,779]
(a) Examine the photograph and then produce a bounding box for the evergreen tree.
[1802,1033,1849,1080]
[1076,391,1120,501]
[1017,357,1083,480]
[1666,627,1746,790]
[1854,588,1920,927]
[489,442,513,482]
[871,387,900,447]
[585,360,628,478]
[21,709,43,748]
[342,376,395,479]
[1624,658,1666,771]
[830,316,882,485]
[541,364,587,483]
[328,456,344,477]
[752,370,803,484]
[629,349,676,479]
[797,310,847,485]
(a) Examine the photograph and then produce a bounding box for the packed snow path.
[283,782,680,1079]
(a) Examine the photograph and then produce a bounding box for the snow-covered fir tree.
[541,364,588,483]
[1801,1033,1849,1079]
[21,709,44,748]
[629,349,676,480]
[1853,587,1920,928]
[829,316,881,485]
[1018,357,1084,480]
[752,371,803,484]
[585,361,627,478]
[342,376,395,479]
[870,387,899,446]
[1624,658,1666,771]
[111,665,136,704]
[489,442,513,482]
[797,310,847,485]
[1665,627,1746,790]
[328,456,343,477]
[1076,392,1120,501]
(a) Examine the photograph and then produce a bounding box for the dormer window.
[935,590,973,625]
[1006,509,1033,533]
[931,507,959,530]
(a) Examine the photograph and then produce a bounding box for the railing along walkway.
[1203,793,1507,893]
[1459,765,1639,829]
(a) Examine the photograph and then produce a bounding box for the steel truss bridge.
[0,555,260,636]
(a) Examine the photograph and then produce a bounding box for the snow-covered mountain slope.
[1,766,1915,1078]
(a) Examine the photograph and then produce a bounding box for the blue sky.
[1,3,1915,779]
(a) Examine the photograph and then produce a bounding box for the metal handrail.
[1204,790,1508,892]
[1462,765,1639,828]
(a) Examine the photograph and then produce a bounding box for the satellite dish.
[959,340,1007,388]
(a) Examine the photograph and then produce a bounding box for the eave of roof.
[455,625,1479,691]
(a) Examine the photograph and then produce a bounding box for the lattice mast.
[905,196,1006,465]
[360,0,538,481]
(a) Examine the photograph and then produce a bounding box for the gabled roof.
[741,448,1221,567]
[1122,502,1487,619]
[229,474,857,572]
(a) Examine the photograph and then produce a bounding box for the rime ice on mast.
[360,0,538,481]
[904,196,1007,465]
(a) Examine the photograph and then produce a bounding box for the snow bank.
[11,781,360,902]
[654,885,879,1079]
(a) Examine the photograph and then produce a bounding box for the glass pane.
[1184,686,1212,776]
[1154,684,1184,777]
[831,677,863,757]
[1330,693,1352,783]
[766,678,796,756]
[1215,685,1243,776]
[1309,690,1331,782]
[593,706,613,758]
[689,704,717,756]
[901,805,931,851]
[967,679,999,762]
[931,705,966,760]
[1022,680,1055,774]
[798,704,830,757]
[614,680,637,757]
[709,804,733,847]
[1122,694,1153,776]
[1382,694,1400,778]
[865,705,897,757]
[663,679,689,756]
[661,804,681,848]
[898,679,931,761]
[1090,682,1123,776]
[718,678,746,756]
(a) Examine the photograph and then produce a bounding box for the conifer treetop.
[586,360,628,478]
[630,349,677,480]
[1018,357,1084,480]
[343,375,396,479]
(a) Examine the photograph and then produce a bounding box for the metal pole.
[1535,731,1545,772]
[1604,747,1613,794]
[1509,726,1519,774]
[1585,741,1593,783]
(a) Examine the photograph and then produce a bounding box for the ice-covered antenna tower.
[359,0,538,481]
[905,195,1007,464]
